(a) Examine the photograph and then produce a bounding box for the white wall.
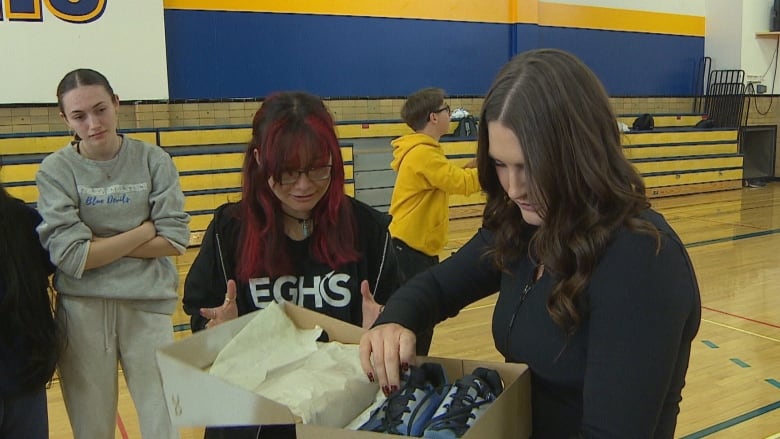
[704,0,780,92]
[704,0,744,71]
[741,0,780,90]
[0,0,168,104]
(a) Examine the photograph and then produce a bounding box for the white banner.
[0,0,168,104]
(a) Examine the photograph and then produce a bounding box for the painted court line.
[684,227,780,248]
[689,323,780,436]
[702,319,780,344]
[767,379,780,390]
[680,401,780,439]
[702,306,780,330]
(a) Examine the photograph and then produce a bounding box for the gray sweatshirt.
[36,136,190,314]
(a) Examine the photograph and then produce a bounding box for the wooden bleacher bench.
[622,126,743,196]
[335,119,460,140]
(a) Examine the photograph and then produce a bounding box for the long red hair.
[236,92,359,281]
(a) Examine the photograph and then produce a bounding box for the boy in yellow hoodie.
[389,87,482,353]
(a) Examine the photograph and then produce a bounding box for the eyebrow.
[69,101,109,116]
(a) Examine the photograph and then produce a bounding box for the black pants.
[392,238,439,355]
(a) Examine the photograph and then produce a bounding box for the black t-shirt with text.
[242,237,360,325]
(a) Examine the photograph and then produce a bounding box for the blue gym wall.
[162,1,705,99]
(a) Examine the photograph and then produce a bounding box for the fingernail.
[382,386,390,396]
[367,372,374,383]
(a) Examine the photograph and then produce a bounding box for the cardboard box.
[156,302,532,438]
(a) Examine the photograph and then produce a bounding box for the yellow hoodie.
[388,133,481,256]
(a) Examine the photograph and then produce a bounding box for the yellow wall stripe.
[163,1,703,36]
[538,3,705,37]
[163,0,514,24]
[515,0,539,24]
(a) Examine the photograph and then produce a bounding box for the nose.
[87,115,101,131]
[504,168,527,200]
[292,172,316,188]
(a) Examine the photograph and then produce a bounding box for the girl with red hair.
[184,91,400,336]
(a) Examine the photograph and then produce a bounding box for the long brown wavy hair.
[477,49,659,335]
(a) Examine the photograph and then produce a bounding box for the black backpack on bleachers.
[632,114,654,131]
[453,116,478,138]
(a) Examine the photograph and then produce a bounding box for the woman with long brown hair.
[359,49,701,438]
[0,167,59,439]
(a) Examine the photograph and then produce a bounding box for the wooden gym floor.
[46,182,780,438]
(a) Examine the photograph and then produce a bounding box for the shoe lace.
[380,387,419,433]
[426,383,493,435]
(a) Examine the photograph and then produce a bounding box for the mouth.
[516,201,537,212]
[291,193,315,201]
[89,131,107,140]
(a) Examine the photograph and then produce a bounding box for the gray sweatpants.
[56,295,178,439]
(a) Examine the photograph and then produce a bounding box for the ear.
[253,148,261,166]
[112,94,120,109]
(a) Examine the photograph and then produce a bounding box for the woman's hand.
[360,280,384,330]
[199,279,238,329]
[359,322,417,395]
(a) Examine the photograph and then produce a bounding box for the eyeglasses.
[279,165,332,185]
[433,105,451,115]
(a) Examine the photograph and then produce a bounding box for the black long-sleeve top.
[375,209,701,438]
[184,196,401,332]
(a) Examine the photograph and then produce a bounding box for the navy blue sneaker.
[422,367,503,438]
[358,363,449,436]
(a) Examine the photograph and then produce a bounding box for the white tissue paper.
[208,302,378,427]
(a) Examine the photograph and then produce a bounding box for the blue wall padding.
[164,10,704,99]
[164,10,511,99]
[537,26,704,96]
